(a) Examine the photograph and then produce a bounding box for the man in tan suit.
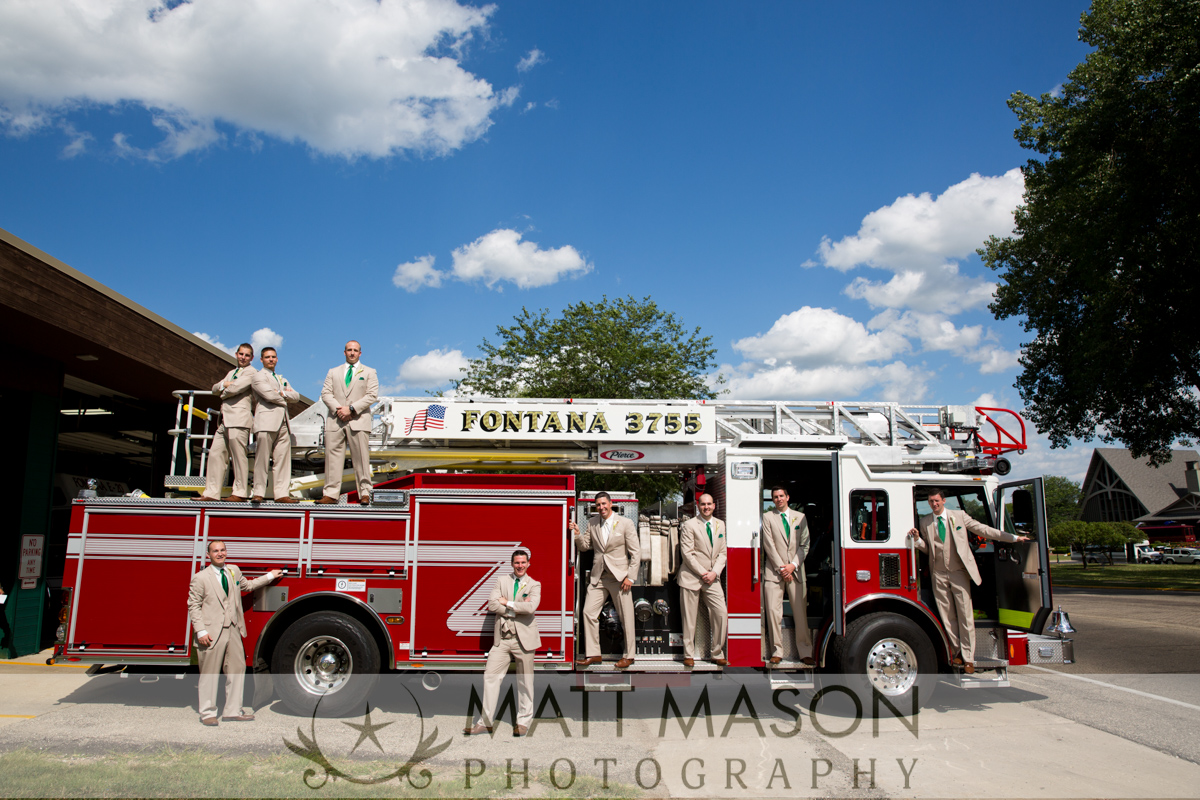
[762,486,815,666]
[465,549,541,737]
[679,493,728,667]
[197,343,257,502]
[318,340,379,505]
[188,540,282,725]
[570,492,641,669]
[250,347,300,503]
[907,487,1030,674]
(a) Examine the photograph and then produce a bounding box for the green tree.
[1049,520,1141,567]
[453,295,723,500]
[980,0,1200,465]
[1043,475,1082,528]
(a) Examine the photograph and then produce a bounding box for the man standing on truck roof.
[762,486,815,666]
[318,340,379,505]
[679,493,728,667]
[250,347,300,503]
[196,343,257,502]
[188,540,282,725]
[465,549,541,737]
[908,487,1031,674]
[571,492,641,669]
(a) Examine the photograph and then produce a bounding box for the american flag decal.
[404,404,447,435]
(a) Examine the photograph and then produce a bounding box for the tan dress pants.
[475,636,535,728]
[581,570,636,659]
[681,581,727,660]
[204,425,250,498]
[932,568,976,660]
[252,426,292,499]
[323,426,372,498]
[762,576,812,660]
[197,625,246,719]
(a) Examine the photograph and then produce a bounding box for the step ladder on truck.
[51,394,1074,715]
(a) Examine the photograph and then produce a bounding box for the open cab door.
[995,477,1052,634]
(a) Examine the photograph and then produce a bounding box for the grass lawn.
[0,748,636,798]
[1051,562,1200,591]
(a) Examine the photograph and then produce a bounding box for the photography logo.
[284,686,451,788]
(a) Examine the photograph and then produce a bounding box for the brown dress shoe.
[192,496,220,502]
[513,725,528,737]
[200,717,218,726]
[222,714,255,722]
[951,654,964,666]
[615,657,635,669]
[963,662,975,675]
[713,658,729,667]
[682,657,695,667]
[274,497,299,504]
[463,724,492,735]
[575,655,601,667]
[316,497,338,504]
[800,657,816,666]
[251,496,264,503]
[359,494,371,505]
[225,495,247,502]
[769,656,782,665]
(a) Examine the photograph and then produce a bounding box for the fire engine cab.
[53,396,1073,715]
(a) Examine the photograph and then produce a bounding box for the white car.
[1162,547,1200,564]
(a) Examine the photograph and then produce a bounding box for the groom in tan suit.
[571,492,641,669]
[250,347,300,503]
[762,486,815,666]
[679,493,728,666]
[188,540,282,725]
[908,487,1029,673]
[465,549,541,737]
[319,340,379,504]
[198,343,256,502]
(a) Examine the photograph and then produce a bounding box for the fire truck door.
[995,477,1052,634]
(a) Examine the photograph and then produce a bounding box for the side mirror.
[1012,490,1034,526]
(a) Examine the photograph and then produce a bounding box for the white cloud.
[388,348,469,391]
[733,306,909,367]
[869,310,1020,375]
[450,228,592,290]
[193,332,236,355]
[250,327,283,355]
[392,255,443,292]
[816,169,1023,312]
[0,0,511,160]
[517,48,546,73]
[721,361,928,402]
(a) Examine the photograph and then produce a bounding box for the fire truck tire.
[271,612,381,717]
[832,612,937,707]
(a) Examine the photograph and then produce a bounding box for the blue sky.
[0,1,1098,481]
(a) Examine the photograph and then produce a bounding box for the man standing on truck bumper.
[250,347,300,503]
[188,540,282,725]
[908,487,1030,674]
[197,343,257,502]
[318,340,378,505]
[465,549,541,737]
[571,492,641,669]
[762,486,815,666]
[679,493,728,667]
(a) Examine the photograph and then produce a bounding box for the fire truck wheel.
[833,612,937,707]
[272,611,381,717]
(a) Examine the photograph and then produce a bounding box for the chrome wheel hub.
[865,637,918,696]
[294,635,353,696]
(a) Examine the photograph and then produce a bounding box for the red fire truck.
[52,397,1072,714]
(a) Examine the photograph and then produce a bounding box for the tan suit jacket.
[187,564,274,638]
[488,573,541,652]
[213,366,258,429]
[574,514,641,584]
[761,508,809,584]
[321,363,379,433]
[679,516,727,590]
[251,370,300,434]
[914,509,1017,585]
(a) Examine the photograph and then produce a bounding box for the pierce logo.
[601,449,644,461]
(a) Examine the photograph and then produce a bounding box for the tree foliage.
[452,295,723,500]
[1049,520,1141,567]
[1043,475,1083,528]
[980,0,1200,465]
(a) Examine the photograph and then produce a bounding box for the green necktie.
[937,516,946,543]
[273,372,281,386]
[513,578,520,598]
[706,521,713,546]
[220,568,229,595]
[781,512,790,542]
[345,366,353,387]
[232,368,240,379]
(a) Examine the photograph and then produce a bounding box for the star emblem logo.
[342,706,394,754]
